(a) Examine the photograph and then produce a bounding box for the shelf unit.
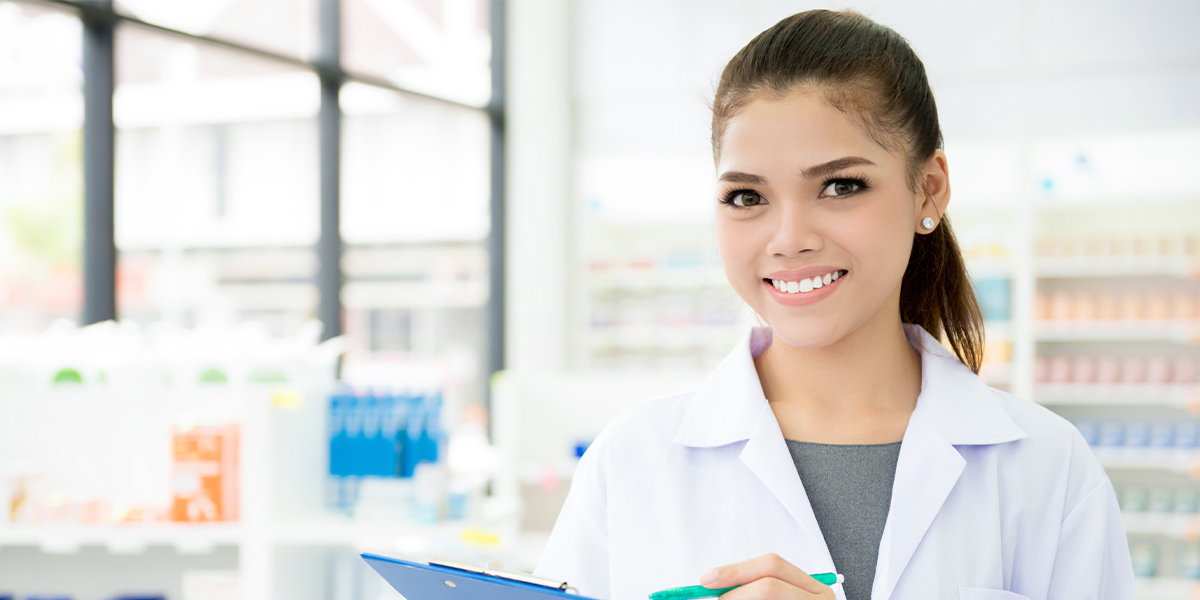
[0,324,532,600]
[0,383,527,600]
[0,382,275,599]
[946,131,1200,595]
[575,221,753,371]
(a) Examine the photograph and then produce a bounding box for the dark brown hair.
[712,9,984,372]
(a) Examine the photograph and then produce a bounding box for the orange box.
[171,424,239,522]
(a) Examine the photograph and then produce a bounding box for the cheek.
[839,198,915,280]
[715,216,765,286]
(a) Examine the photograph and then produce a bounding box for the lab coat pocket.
[958,589,1031,600]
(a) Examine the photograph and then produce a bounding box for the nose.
[765,200,823,257]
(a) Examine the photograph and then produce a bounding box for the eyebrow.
[717,171,767,185]
[799,156,877,180]
[717,156,877,185]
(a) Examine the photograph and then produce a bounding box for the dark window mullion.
[316,0,343,341]
[80,0,116,325]
[486,0,507,429]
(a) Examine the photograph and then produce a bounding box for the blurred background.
[0,0,1198,599]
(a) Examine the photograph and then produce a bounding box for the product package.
[171,424,240,522]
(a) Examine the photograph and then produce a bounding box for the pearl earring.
[922,217,935,230]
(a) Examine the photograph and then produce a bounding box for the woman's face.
[715,89,933,350]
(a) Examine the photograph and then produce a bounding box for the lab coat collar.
[670,326,835,569]
[672,324,1027,448]
[673,323,1028,599]
[671,327,769,448]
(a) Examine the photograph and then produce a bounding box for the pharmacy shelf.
[268,516,487,548]
[0,523,244,554]
[1036,258,1200,280]
[587,270,733,294]
[1097,451,1200,475]
[1033,195,1200,213]
[1034,324,1198,344]
[1136,576,1200,600]
[1035,384,1199,408]
[0,515,514,554]
[1124,513,1200,540]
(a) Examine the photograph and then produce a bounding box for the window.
[114,25,320,333]
[5,0,501,406]
[340,81,491,402]
[0,2,84,333]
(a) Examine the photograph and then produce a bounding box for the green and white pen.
[648,573,845,600]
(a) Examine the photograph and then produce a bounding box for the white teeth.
[771,271,845,294]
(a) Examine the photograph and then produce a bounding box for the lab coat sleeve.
[1045,478,1135,599]
[533,442,612,599]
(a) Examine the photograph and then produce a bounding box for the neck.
[754,309,922,444]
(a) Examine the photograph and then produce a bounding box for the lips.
[768,269,846,294]
[762,268,847,307]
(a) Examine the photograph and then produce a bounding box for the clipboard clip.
[429,558,578,593]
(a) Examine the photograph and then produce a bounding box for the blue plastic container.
[1178,420,1200,449]
[1099,419,1125,447]
[1150,419,1175,448]
[1125,419,1150,448]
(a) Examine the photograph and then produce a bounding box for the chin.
[762,317,849,351]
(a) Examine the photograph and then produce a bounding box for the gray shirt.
[785,439,902,600]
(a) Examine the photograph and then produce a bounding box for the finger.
[717,576,824,600]
[698,554,829,595]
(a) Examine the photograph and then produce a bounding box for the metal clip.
[429,559,570,591]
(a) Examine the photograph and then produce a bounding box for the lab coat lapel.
[673,328,769,448]
[872,391,965,600]
[674,328,833,564]
[873,325,1027,599]
[740,402,834,565]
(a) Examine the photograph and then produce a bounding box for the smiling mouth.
[765,270,848,294]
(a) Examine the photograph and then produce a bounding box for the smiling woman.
[712,31,981,375]
[535,9,1134,600]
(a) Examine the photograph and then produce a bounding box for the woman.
[535,10,1133,600]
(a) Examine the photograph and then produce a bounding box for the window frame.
[17,0,507,386]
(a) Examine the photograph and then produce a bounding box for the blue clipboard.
[362,553,603,600]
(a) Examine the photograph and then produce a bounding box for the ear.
[914,149,950,235]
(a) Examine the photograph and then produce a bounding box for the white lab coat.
[535,325,1134,600]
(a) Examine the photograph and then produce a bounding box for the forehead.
[717,90,899,173]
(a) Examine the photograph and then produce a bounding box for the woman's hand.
[699,554,837,599]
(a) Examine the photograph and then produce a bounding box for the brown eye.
[733,191,764,207]
[821,180,863,197]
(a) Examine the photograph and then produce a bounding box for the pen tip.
[836,574,845,584]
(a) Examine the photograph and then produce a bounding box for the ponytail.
[901,216,984,373]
